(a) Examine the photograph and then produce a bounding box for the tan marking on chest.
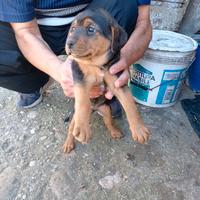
[79,63,105,87]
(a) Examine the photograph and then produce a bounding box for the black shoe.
[108,97,122,118]
[17,89,43,108]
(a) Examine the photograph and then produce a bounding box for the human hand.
[105,58,130,99]
[59,58,74,97]
[59,58,104,98]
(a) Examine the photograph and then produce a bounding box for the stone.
[30,129,35,134]
[40,136,47,141]
[29,161,36,167]
[98,172,122,190]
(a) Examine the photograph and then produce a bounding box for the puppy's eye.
[87,26,96,35]
[71,26,76,32]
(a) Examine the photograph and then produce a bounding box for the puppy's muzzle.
[66,40,76,55]
[67,40,76,49]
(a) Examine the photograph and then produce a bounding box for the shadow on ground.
[0,83,200,200]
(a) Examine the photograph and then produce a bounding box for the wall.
[179,0,200,34]
[150,0,191,31]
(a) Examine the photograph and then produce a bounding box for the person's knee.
[0,50,33,75]
[0,48,47,93]
[0,22,34,75]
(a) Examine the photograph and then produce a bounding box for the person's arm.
[11,19,103,98]
[106,5,152,99]
[121,5,152,67]
[11,19,63,83]
[11,19,79,97]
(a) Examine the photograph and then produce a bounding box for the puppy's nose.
[67,40,75,49]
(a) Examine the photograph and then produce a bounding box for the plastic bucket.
[188,35,200,92]
[129,30,198,107]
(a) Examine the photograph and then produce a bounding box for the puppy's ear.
[110,24,127,53]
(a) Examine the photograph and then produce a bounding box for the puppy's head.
[66,9,127,65]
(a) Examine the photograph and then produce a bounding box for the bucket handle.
[149,77,185,91]
[130,79,180,91]
[130,76,186,91]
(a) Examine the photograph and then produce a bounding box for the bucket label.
[129,64,155,102]
[156,69,186,104]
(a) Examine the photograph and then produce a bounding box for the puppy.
[63,9,150,153]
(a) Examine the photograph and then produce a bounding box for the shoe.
[17,89,43,108]
[109,97,122,118]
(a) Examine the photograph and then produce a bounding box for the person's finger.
[64,90,74,97]
[109,59,127,75]
[115,69,130,88]
[105,90,113,99]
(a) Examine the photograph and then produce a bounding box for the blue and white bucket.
[129,30,198,107]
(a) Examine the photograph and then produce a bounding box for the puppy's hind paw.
[110,129,123,140]
[63,140,75,153]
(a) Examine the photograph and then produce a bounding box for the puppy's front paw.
[73,121,92,143]
[131,124,150,144]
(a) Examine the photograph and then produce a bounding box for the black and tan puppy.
[63,9,150,153]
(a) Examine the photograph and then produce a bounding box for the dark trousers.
[0,0,138,93]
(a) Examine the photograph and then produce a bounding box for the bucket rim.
[149,30,198,53]
[143,49,196,66]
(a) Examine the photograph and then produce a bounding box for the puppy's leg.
[73,83,92,143]
[71,60,92,143]
[63,116,75,153]
[104,71,150,144]
[97,104,123,139]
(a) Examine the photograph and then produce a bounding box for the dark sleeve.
[137,0,151,6]
[0,0,35,23]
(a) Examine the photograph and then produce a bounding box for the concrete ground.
[0,82,200,200]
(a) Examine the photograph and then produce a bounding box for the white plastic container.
[129,30,198,107]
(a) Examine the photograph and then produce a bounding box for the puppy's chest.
[73,60,106,86]
[85,67,104,86]
[82,66,108,109]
